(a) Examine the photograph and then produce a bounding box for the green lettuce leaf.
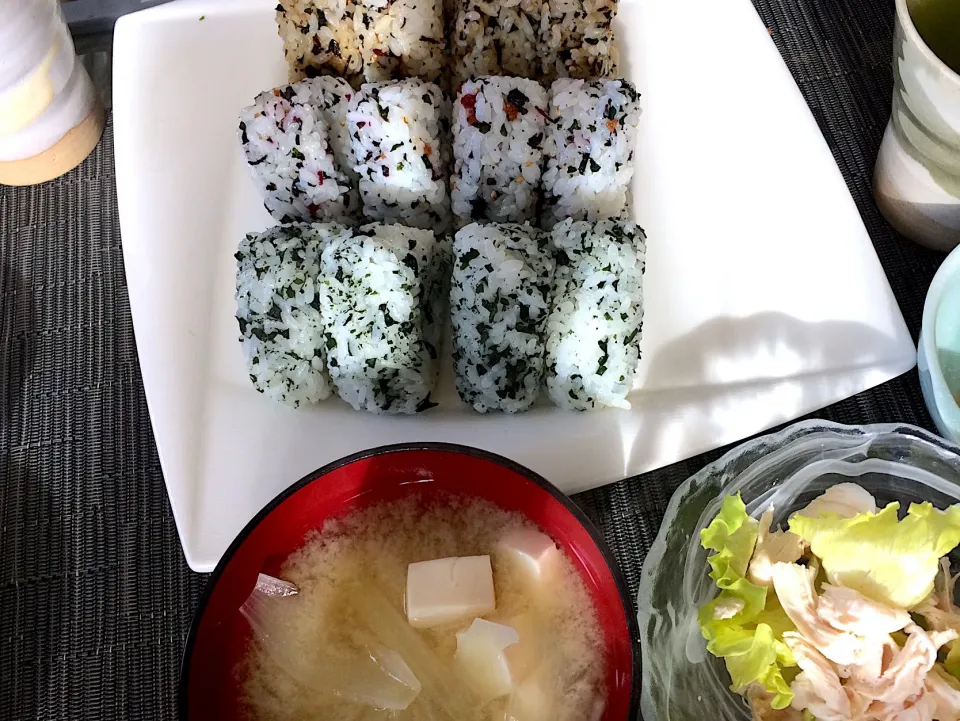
[945,641,960,680]
[699,578,768,626]
[698,494,795,708]
[721,624,777,686]
[756,662,794,710]
[752,591,795,638]
[704,623,793,709]
[753,594,797,666]
[788,501,960,608]
[701,494,759,588]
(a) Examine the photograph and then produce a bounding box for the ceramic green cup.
[874,0,960,251]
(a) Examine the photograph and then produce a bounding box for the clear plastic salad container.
[636,420,960,721]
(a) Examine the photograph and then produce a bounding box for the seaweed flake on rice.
[451,0,619,85]
[306,76,362,204]
[424,232,454,374]
[235,223,353,407]
[450,0,543,87]
[540,0,619,82]
[545,219,646,411]
[275,0,621,89]
[275,0,364,87]
[452,77,548,227]
[348,79,452,232]
[451,222,554,413]
[318,223,448,414]
[239,79,360,224]
[541,79,641,230]
[355,0,446,84]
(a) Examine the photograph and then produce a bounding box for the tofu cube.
[454,618,520,700]
[406,555,496,628]
[496,528,560,587]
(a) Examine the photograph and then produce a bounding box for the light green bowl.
[919,244,960,442]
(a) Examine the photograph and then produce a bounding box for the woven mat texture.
[0,0,950,717]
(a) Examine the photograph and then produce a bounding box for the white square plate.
[114,0,916,572]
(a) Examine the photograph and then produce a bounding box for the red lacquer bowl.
[179,443,640,720]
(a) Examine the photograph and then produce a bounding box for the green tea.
[909,0,960,75]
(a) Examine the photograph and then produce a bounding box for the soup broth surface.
[242,495,608,721]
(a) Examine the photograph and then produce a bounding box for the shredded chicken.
[731,485,960,721]
[748,508,807,587]
[926,667,960,721]
[769,561,960,720]
[868,692,939,721]
[712,596,745,620]
[917,560,960,635]
[848,625,957,708]
[772,562,863,666]
[839,633,900,684]
[782,624,958,721]
[818,584,911,637]
[915,558,960,719]
[794,483,879,520]
[939,559,959,612]
[784,632,852,720]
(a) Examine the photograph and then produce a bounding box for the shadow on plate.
[621,312,909,475]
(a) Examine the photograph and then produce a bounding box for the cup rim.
[921,244,960,416]
[178,442,642,721]
[896,0,960,86]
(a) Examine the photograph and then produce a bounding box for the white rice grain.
[541,79,641,230]
[318,223,449,414]
[348,80,452,232]
[545,219,646,411]
[452,77,548,227]
[235,223,353,407]
[239,79,360,224]
[451,222,554,413]
[356,0,445,83]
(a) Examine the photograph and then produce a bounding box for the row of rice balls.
[276,0,619,90]
[238,74,640,234]
[235,218,646,414]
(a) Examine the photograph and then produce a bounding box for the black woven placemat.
[0,0,950,718]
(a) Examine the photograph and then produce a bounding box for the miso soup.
[240,496,609,721]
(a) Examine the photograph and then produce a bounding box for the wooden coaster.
[0,102,106,187]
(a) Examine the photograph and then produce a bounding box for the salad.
[698,483,960,720]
